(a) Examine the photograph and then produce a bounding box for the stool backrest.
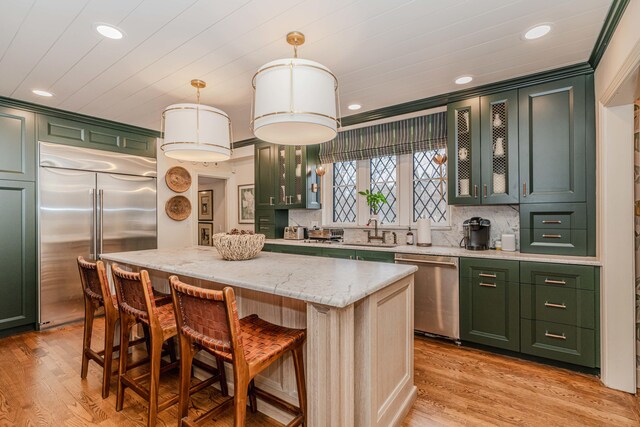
[77,256,113,311]
[111,264,157,324]
[169,276,244,364]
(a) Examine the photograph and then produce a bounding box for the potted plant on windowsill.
[358,189,387,222]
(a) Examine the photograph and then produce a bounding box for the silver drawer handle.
[545,331,567,340]
[479,282,497,288]
[479,273,497,278]
[544,279,566,285]
[544,301,567,309]
[542,220,562,224]
[269,196,275,206]
[542,234,562,239]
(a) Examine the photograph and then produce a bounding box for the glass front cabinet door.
[448,97,481,205]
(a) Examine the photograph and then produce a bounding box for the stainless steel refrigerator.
[39,142,157,328]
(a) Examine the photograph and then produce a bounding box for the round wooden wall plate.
[165,196,191,221]
[165,166,191,193]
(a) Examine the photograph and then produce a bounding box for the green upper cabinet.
[480,91,519,204]
[0,180,36,332]
[255,142,321,210]
[38,114,156,158]
[0,105,35,182]
[448,91,518,205]
[448,97,481,205]
[255,142,278,209]
[518,76,586,203]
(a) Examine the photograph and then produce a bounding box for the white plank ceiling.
[0,0,612,141]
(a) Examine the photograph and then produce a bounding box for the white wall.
[594,0,640,393]
[157,142,254,249]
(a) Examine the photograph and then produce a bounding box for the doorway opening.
[197,176,227,246]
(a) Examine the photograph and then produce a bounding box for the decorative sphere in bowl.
[212,231,265,261]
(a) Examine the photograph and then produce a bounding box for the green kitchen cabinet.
[518,76,587,203]
[0,105,35,182]
[355,250,395,263]
[321,248,356,259]
[255,143,278,209]
[520,319,596,367]
[0,180,36,332]
[262,243,321,256]
[448,91,518,205]
[459,258,520,351]
[255,208,288,239]
[447,97,481,205]
[38,114,156,158]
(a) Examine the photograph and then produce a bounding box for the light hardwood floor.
[0,319,638,426]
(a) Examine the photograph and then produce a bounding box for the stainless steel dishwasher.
[395,253,460,341]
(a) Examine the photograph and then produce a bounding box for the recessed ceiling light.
[348,103,362,111]
[95,23,124,40]
[32,89,53,97]
[455,76,473,85]
[524,24,551,40]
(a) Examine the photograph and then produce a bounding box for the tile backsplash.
[288,205,520,249]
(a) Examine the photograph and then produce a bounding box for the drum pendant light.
[251,31,339,145]
[161,80,231,162]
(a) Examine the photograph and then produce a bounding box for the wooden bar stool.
[111,264,226,427]
[77,256,159,398]
[169,276,307,427]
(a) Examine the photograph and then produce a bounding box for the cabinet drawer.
[520,262,595,290]
[256,209,275,224]
[521,284,595,329]
[256,223,276,238]
[355,250,395,263]
[520,228,587,256]
[521,319,596,367]
[460,257,519,282]
[321,248,356,259]
[520,203,587,229]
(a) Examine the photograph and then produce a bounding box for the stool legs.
[148,333,164,427]
[178,339,195,426]
[233,373,249,427]
[116,314,134,412]
[81,299,96,379]
[102,314,117,398]
[292,346,307,425]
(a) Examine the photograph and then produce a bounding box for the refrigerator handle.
[90,188,97,259]
[98,189,104,256]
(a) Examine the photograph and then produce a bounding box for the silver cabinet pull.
[98,189,104,256]
[269,196,275,206]
[349,255,353,260]
[544,278,567,285]
[483,184,487,198]
[545,331,567,340]
[474,185,478,198]
[542,234,562,239]
[479,282,497,288]
[544,301,567,309]
[522,182,527,197]
[356,256,361,260]
[479,273,497,278]
[90,188,97,259]
[542,220,562,224]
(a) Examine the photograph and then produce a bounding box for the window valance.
[319,111,447,163]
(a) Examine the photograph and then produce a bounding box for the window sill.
[324,224,452,231]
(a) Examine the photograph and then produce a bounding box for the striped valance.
[319,111,447,163]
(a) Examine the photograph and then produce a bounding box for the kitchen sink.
[342,242,397,248]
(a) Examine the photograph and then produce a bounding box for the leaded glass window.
[413,149,448,223]
[370,155,397,224]
[332,161,357,223]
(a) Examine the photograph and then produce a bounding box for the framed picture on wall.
[198,190,213,221]
[238,184,255,224]
[198,222,213,246]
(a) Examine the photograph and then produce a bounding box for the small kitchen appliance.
[284,226,307,240]
[461,217,491,250]
[307,228,344,242]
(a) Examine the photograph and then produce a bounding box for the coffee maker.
[461,217,491,250]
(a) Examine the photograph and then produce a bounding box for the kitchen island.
[101,247,417,427]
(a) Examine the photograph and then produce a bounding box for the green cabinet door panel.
[521,284,595,329]
[38,115,156,157]
[520,319,596,367]
[520,262,595,290]
[460,277,520,351]
[255,143,277,209]
[321,248,356,259]
[520,203,587,230]
[0,181,36,331]
[0,106,35,181]
[518,76,586,203]
[520,228,587,256]
[355,250,395,263]
[447,97,481,205]
[459,257,519,283]
[480,90,519,204]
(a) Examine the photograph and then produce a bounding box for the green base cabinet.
[255,209,288,239]
[460,258,520,351]
[0,180,36,332]
[520,319,596,368]
[261,244,395,263]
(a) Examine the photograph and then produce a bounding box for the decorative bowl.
[212,232,265,261]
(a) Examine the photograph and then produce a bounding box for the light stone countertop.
[264,239,602,266]
[101,247,417,308]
